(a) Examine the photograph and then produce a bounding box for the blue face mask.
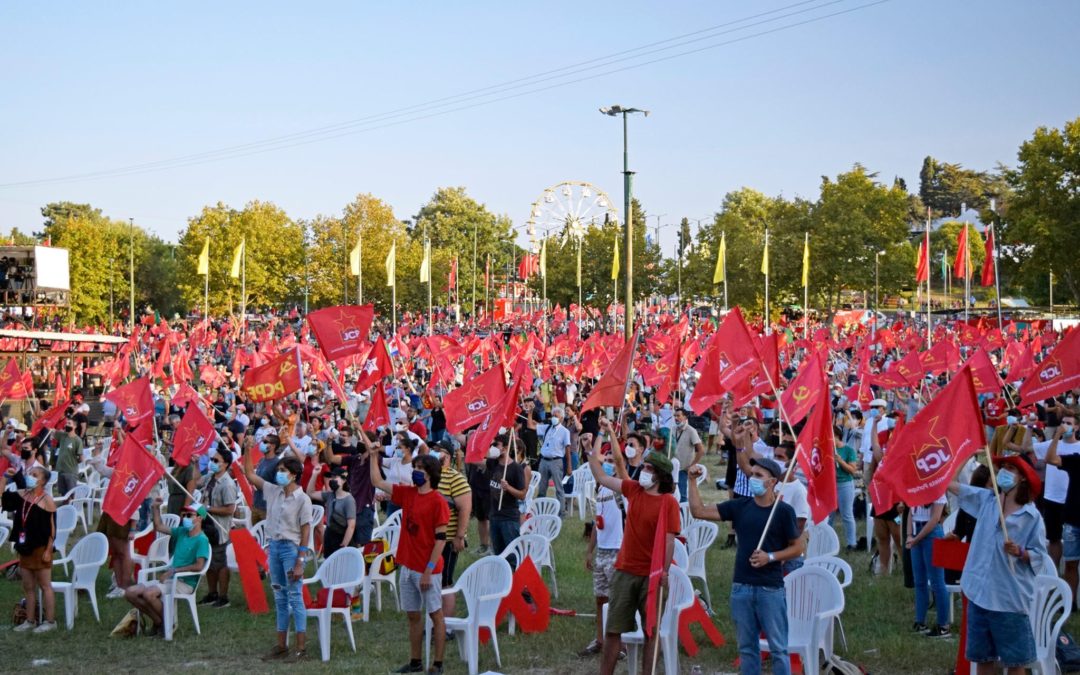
[602,462,616,477]
[207,461,220,475]
[182,516,194,529]
[411,469,427,487]
[258,442,269,454]
[24,474,38,489]
[748,477,767,497]
[275,471,290,486]
[867,409,880,420]
[996,468,1017,492]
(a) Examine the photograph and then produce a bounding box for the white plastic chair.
[161,513,181,531]
[762,565,845,674]
[694,464,709,485]
[52,505,79,571]
[524,472,541,504]
[51,532,108,629]
[427,556,514,674]
[362,524,401,615]
[603,566,696,675]
[0,525,8,548]
[685,520,718,610]
[57,484,92,533]
[526,497,561,519]
[521,514,562,542]
[133,536,172,580]
[249,520,268,549]
[679,502,695,537]
[804,555,854,651]
[561,465,592,518]
[303,547,366,661]
[371,508,402,541]
[672,539,689,570]
[805,521,841,559]
[500,534,558,599]
[141,552,211,640]
[1028,574,1072,675]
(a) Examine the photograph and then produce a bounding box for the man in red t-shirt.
[983,391,1007,442]
[587,417,680,675]
[369,449,450,674]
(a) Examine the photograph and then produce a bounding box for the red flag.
[31,399,69,436]
[964,348,1004,395]
[443,364,507,434]
[1008,344,1037,384]
[980,226,995,287]
[876,366,985,506]
[731,334,780,408]
[354,336,393,393]
[868,472,896,516]
[170,382,201,409]
[102,436,165,524]
[953,224,970,280]
[644,502,676,638]
[0,359,31,400]
[306,305,375,361]
[779,350,827,426]
[465,361,527,464]
[241,347,304,403]
[1020,327,1080,405]
[915,231,929,283]
[844,375,873,411]
[688,307,760,413]
[795,400,837,524]
[581,331,640,413]
[517,254,539,279]
[171,405,217,467]
[104,377,155,426]
[362,384,391,433]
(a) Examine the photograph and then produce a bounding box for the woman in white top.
[906,494,951,637]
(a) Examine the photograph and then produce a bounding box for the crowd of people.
[0,306,1074,674]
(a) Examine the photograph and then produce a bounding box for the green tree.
[918,156,1006,218]
[1004,117,1080,305]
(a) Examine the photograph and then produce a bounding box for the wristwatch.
[767,552,776,563]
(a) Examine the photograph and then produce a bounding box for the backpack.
[1058,630,1080,673]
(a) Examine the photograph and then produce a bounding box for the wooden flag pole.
[983,446,1016,574]
[650,586,665,674]
[497,429,518,511]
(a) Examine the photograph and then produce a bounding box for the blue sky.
[1,1,1078,255]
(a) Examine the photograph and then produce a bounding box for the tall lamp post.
[873,249,885,339]
[600,104,648,341]
[128,217,135,330]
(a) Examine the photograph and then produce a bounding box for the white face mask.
[639,471,656,489]
[624,446,638,459]
[487,446,501,459]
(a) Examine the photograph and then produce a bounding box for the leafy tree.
[1004,117,1080,305]
[918,156,1008,218]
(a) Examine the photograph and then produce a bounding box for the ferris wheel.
[526,181,620,251]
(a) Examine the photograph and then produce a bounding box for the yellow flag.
[385,241,396,288]
[197,237,209,276]
[713,232,726,284]
[419,240,430,283]
[230,238,244,279]
[760,230,769,276]
[349,239,361,276]
[539,239,547,279]
[801,232,810,287]
[611,237,620,280]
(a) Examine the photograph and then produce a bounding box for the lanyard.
[21,491,43,524]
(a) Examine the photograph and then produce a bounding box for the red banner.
[306,304,375,362]
[102,436,165,525]
[171,405,217,467]
[795,399,837,524]
[443,364,507,434]
[1020,327,1080,405]
[104,377,155,426]
[241,347,303,403]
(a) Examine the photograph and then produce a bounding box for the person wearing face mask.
[244,452,313,662]
[982,389,1008,444]
[124,501,210,638]
[948,455,1045,674]
[54,419,83,497]
[688,456,803,675]
[1,464,58,633]
[253,414,275,443]
[381,435,418,516]
[250,434,282,522]
[167,441,201,517]
[587,416,680,675]
[771,441,809,574]
[536,406,572,516]
[1032,413,1080,571]
[672,407,705,503]
[989,408,1032,457]
[483,433,527,559]
[321,426,379,548]
[434,443,471,619]
[1044,421,1080,611]
[306,464,356,558]
[464,434,496,556]
[369,450,450,674]
[859,398,888,487]
[197,447,238,609]
[622,432,647,480]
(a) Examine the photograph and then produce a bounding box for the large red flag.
[241,347,304,403]
[0,359,31,400]
[688,307,760,413]
[102,436,165,524]
[980,225,995,287]
[795,400,837,524]
[31,399,69,437]
[964,348,1004,395]
[731,334,780,408]
[644,501,680,637]
[104,377,155,426]
[362,384,391,433]
[581,331,640,413]
[465,361,527,464]
[171,405,217,467]
[875,366,985,507]
[354,336,394,393]
[306,304,375,361]
[779,350,827,426]
[1020,327,1080,405]
[443,364,507,434]
[915,232,929,283]
[953,224,970,280]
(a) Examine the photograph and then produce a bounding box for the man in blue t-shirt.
[688,444,804,675]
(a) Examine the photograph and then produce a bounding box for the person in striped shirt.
[435,441,471,618]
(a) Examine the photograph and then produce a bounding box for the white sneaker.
[13,621,35,632]
[106,587,126,599]
[33,621,57,633]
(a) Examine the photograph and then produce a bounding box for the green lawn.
[2,479,1076,674]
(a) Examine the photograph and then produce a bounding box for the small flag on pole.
[197,237,209,276]
[349,239,361,276]
[419,239,430,283]
[761,230,769,276]
[385,241,396,288]
[539,238,547,279]
[611,237,620,280]
[230,238,245,279]
[713,232,726,284]
[801,232,810,287]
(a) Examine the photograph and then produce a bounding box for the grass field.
[2,476,1076,674]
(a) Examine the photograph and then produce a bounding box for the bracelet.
[767,552,776,563]
[426,561,436,571]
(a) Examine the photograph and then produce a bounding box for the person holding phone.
[1,465,57,633]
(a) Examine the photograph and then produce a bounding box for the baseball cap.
[750,457,784,480]
[869,398,887,408]
[642,451,674,476]
[183,503,209,518]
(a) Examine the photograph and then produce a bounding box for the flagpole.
[983,445,1016,574]
[203,267,209,324]
[576,241,582,323]
[803,232,809,342]
[241,238,247,340]
[722,230,728,312]
[763,228,770,334]
[426,239,433,336]
[484,254,490,319]
[991,225,1003,332]
[926,213,932,349]
[964,224,971,325]
[357,237,363,305]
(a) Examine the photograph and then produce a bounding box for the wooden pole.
[983,446,1016,574]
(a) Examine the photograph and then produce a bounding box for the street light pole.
[128,217,135,330]
[601,105,648,341]
[873,250,884,340]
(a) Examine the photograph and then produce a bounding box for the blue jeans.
[730,582,789,675]
[910,524,949,626]
[490,518,520,567]
[268,539,306,634]
[677,470,689,503]
[830,480,857,547]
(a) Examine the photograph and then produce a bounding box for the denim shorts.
[1063,523,1080,562]
[966,600,1036,668]
[399,566,442,615]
